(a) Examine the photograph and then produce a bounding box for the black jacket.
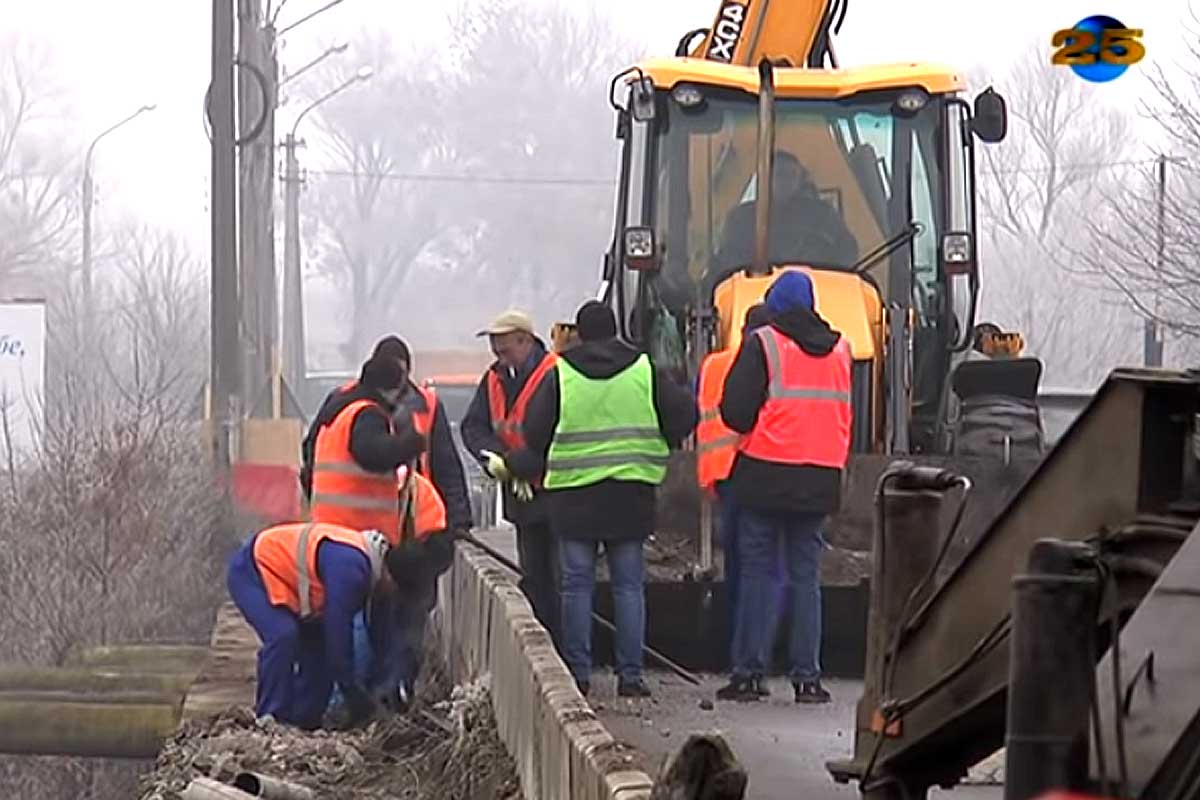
[460,342,553,527]
[518,338,698,542]
[395,387,473,532]
[298,383,426,498]
[720,307,845,515]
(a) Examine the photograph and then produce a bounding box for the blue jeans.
[559,538,645,684]
[227,541,332,727]
[732,508,826,682]
[718,483,788,670]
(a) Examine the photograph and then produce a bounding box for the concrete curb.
[434,541,655,800]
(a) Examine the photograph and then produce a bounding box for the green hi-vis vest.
[543,354,669,490]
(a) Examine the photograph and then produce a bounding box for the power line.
[303,157,1193,187]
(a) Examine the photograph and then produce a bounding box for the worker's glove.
[481,450,511,482]
[512,479,534,503]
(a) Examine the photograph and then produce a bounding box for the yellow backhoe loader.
[594,0,1045,566]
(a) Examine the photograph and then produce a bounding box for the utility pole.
[212,0,241,471]
[1146,154,1167,368]
[237,0,280,417]
[281,133,307,390]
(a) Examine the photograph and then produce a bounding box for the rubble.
[137,671,520,800]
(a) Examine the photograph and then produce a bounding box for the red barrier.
[231,462,302,524]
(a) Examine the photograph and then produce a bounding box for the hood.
[561,337,641,380]
[318,382,394,430]
[769,307,841,357]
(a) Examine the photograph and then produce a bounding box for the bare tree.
[1069,9,1200,358]
[303,32,457,360]
[440,0,641,331]
[0,35,75,286]
[971,42,1142,386]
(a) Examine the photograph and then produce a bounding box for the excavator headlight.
[895,90,929,114]
[942,232,972,274]
[624,226,660,272]
[672,84,705,109]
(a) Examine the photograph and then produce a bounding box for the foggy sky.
[2,0,1188,256]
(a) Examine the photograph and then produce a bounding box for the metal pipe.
[233,771,316,799]
[751,58,776,277]
[183,778,255,799]
[1004,538,1098,800]
[461,533,703,686]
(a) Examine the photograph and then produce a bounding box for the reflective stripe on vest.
[311,399,400,541]
[253,521,370,618]
[396,466,449,543]
[412,386,437,477]
[486,352,559,452]
[543,353,669,489]
[737,326,852,469]
[695,350,740,491]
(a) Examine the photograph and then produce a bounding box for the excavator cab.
[602,55,1016,456]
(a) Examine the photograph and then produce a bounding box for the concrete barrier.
[434,540,655,800]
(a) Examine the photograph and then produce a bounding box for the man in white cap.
[461,309,563,644]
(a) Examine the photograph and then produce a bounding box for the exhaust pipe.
[751,58,776,278]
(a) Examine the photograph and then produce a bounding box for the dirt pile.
[137,673,520,800]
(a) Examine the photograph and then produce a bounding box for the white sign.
[0,300,46,457]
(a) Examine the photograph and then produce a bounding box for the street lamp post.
[81,104,155,337]
[281,66,373,389]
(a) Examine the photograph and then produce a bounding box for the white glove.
[513,479,534,503]
[481,450,511,482]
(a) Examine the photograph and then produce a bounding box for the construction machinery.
[826,368,1200,799]
[595,0,1044,565]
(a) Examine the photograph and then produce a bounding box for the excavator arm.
[690,0,848,68]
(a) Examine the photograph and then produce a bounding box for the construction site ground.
[474,527,999,800]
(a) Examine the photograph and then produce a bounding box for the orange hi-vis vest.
[738,326,853,469]
[411,385,438,477]
[695,349,740,495]
[486,352,559,451]
[311,399,401,542]
[397,465,448,544]
[253,521,372,618]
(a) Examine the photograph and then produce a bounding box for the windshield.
[636,87,944,324]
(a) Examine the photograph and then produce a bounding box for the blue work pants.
[732,508,826,682]
[717,482,787,670]
[227,541,333,727]
[559,538,645,685]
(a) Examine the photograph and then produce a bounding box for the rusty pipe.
[233,771,316,800]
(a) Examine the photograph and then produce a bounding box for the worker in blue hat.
[715,270,852,705]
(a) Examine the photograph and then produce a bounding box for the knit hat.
[765,271,814,315]
[575,301,617,342]
[360,355,405,391]
[373,335,411,368]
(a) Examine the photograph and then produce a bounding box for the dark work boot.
[753,676,771,697]
[575,678,590,697]
[793,679,832,704]
[716,675,759,702]
[618,679,652,698]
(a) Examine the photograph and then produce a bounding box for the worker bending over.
[226,521,392,729]
[462,310,561,642]
[516,301,697,698]
[716,271,851,704]
[695,303,782,684]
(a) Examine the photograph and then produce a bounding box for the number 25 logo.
[1051,27,1146,65]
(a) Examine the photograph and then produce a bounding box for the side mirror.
[971,87,1007,143]
[623,226,660,272]
[630,78,656,122]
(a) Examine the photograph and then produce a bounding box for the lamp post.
[81,104,155,336]
[281,66,373,389]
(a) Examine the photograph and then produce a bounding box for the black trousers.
[515,520,561,645]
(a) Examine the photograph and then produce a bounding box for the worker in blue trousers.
[226,521,394,729]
